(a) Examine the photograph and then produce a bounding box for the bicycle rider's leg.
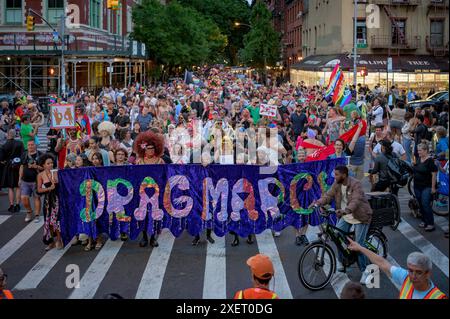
[354,223,370,272]
[335,218,351,263]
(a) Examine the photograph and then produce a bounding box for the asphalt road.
[0,128,448,299]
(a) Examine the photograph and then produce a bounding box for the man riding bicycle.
[312,165,373,284]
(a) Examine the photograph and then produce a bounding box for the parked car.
[407,91,449,113]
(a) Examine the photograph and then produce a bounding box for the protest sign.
[50,104,76,129]
[259,103,277,117]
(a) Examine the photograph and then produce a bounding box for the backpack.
[386,155,412,187]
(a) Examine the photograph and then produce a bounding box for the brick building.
[0,0,149,96]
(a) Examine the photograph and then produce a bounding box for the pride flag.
[336,87,352,108]
[325,64,343,99]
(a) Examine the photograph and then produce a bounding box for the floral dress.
[43,182,60,243]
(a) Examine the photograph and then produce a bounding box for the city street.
[0,141,448,299]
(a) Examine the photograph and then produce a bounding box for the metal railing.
[370,35,421,49]
[0,32,145,57]
[425,35,449,56]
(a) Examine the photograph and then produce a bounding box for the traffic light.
[26,15,35,31]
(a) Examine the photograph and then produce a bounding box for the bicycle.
[298,204,388,291]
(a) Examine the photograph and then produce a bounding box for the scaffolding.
[0,58,60,96]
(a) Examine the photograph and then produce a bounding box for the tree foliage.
[178,0,252,65]
[132,0,227,68]
[239,2,281,69]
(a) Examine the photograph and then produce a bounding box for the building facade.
[291,0,449,95]
[265,0,304,72]
[0,0,149,96]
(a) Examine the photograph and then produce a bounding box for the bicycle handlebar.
[310,204,335,218]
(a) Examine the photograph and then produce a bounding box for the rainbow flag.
[332,74,344,104]
[325,64,343,99]
[336,87,352,108]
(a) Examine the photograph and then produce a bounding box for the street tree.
[239,1,281,82]
[178,0,251,65]
[132,0,227,74]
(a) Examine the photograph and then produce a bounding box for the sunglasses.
[146,146,155,150]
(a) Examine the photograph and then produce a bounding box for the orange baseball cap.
[246,254,274,280]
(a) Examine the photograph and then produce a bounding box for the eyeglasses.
[146,146,155,150]
[407,268,427,277]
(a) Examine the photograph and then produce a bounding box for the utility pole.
[60,15,66,98]
[27,9,66,97]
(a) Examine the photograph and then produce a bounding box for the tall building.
[291,0,449,94]
[265,0,304,72]
[0,0,148,96]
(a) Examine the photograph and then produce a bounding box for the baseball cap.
[246,254,274,280]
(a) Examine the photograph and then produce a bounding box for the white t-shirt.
[373,141,406,158]
[371,105,384,126]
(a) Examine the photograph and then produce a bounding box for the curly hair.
[133,131,164,159]
[38,153,56,167]
[98,121,116,137]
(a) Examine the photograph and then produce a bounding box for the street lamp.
[353,0,358,88]
[234,22,251,28]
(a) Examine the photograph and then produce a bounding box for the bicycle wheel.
[390,194,401,231]
[366,229,388,258]
[298,241,336,291]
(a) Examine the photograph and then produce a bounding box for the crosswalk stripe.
[135,230,175,299]
[397,220,449,277]
[14,243,72,291]
[434,216,449,231]
[203,236,226,299]
[0,219,43,265]
[0,215,11,225]
[304,226,350,299]
[255,230,293,299]
[69,240,123,299]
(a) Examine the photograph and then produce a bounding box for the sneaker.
[7,205,14,213]
[301,235,309,246]
[425,225,435,232]
[246,235,254,245]
[206,235,215,244]
[14,204,20,213]
[70,237,81,246]
[360,270,371,285]
[34,216,41,223]
[24,213,33,223]
[120,233,128,241]
[295,236,303,246]
[418,222,426,228]
[231,237,239,247]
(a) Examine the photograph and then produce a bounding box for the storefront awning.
[292,54,449,72]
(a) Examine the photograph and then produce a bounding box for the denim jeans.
[414,186,434,227]
[402,138,412,164]
[336,218,370,272]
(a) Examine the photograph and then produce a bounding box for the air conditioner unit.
[357,38,367,45]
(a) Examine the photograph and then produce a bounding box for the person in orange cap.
[233,254,279,299]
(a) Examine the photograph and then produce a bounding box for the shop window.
[5,0,22,24]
